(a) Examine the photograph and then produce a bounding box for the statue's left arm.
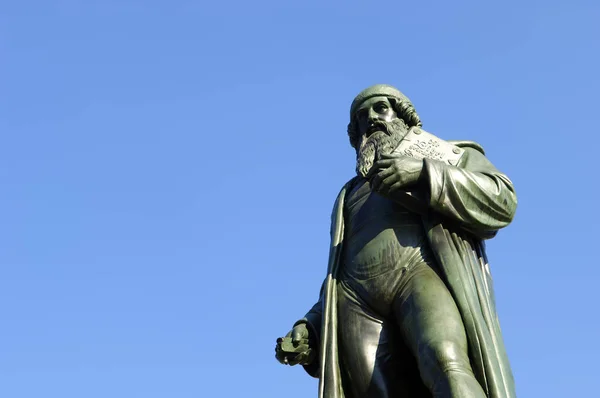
[421,146,517,239]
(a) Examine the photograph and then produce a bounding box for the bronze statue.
[275,84,517,398]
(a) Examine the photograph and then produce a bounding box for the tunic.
[342,178,432,315]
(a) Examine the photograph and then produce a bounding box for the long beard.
[355,118,409,177]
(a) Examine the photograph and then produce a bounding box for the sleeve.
[422,147,517,239]
[293,281,324,378]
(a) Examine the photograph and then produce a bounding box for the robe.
[298,141,518,398]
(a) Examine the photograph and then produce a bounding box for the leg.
[337,281,411,398]
[393,262,486,398]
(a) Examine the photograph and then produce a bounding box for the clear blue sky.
[1,1,599,397]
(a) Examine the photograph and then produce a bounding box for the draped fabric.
[300,142,517,398]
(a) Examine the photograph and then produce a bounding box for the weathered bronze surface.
[275,84,517,398]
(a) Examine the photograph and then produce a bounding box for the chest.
[344,179,418,231]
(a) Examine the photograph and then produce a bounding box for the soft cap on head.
[349,84,411,120]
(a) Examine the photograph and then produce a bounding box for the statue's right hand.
[275,323,315,366]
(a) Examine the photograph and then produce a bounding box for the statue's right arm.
[420,146,517,239]
[292,280,325,378]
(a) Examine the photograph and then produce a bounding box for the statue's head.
[348,84,422,177]
[348,84,422,149]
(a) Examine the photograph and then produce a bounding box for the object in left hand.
[275,337,312,365]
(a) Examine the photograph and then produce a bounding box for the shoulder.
[448,140,501,172]
[332,177,361,212]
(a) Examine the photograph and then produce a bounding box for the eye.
[374,103,389,114]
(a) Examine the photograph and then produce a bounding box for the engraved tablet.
[393,127,464,166]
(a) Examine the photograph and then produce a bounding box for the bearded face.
[355,118,409,177]
[353,96,410,177]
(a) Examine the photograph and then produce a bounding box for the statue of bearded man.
[275,84,518,398]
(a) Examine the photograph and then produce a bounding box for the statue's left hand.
[367,153,424,195]
[275,324,315,366]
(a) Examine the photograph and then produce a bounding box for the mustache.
[366,121,392,137]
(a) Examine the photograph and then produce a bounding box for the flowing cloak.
[296,141,518,398]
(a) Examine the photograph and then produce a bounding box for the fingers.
[368,156,421,195]
[371,167,401,193]
[376,166,396,179]
[372,159,395,170]
[379,152,402,159]
[275,345,312,366]
[388,181,406,193]
[291,329,302,343]
[291,324,308,343]
[367,157,403,178]
[379,174,402,194]
[287,351,308,366]
[365,166,378,179]
[366,159,393,178]
[276,325,311,366]
[375,175,401,195]
[275,344,287,364]
[286,349,314,366]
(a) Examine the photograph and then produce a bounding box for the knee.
[417,339,472,378]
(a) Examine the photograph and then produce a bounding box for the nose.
[367,108,379,124]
